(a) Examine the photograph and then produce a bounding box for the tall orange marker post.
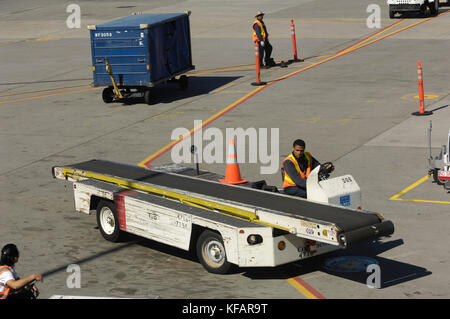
[291,19,299,61]
[412,61,432,116]
[251,42,266,86]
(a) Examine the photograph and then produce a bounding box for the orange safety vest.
[0,265,12,299]
[252,20,266,42]
[282,152,312,188]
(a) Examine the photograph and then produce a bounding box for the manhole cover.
[323,256,378,273]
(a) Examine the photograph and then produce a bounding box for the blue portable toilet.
[88,13,194,104]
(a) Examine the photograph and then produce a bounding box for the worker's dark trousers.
[284,186,307,198]
[258,41,273,66]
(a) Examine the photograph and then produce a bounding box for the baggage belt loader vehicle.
[52,159,394,274]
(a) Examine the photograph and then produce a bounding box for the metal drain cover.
[323,256,378,273]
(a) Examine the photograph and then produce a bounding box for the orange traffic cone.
[219,138,248,185]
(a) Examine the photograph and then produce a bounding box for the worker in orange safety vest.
[252,11,275,68]
[282,139,334,198]
[0,244,42,299]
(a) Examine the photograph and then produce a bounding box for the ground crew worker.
[282,139,335,198]
[252,11,275,68]
[0,244,42,299]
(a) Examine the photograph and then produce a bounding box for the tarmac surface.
[1,0,449,300]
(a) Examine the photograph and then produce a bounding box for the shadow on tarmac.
[114,75,242,106]
[242,239,432,289]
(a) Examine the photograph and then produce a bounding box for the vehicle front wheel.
[96,200,124,242]
[389,5,395,19]
[429,0,439,16]
[433,169,445,186]
[179,75,189,91]
[196,230,233,274]
[102,87,114,103]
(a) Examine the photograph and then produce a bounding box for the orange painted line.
[0,87,101,104]
[139,12,448,168]
[138,86,265,167]
[291,276,326,299]
[0,84,92,98]
[335,18,406,55]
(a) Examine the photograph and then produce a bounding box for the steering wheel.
[318,162,333,181]
[9,279,39,299]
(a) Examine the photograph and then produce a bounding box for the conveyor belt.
[59,159,383,233]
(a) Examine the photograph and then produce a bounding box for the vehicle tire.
[96,200,124,242]
[420,4,428,17]
[143,89,155,105]
[389,5,395,19]
[179,75,189,91]
[433,169,445,186]
[196,230,232,274]
[429,0,439,16]
[102,87,114,103]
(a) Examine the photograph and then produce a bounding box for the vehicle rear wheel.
[96,200,124,242]
[433,169,445,186]
[389,5,395,19]
[179,75,189,91]
[429,0,439,16]
[102,87,114,103]
[420,4,428,17]
[196,230,232,274]
[143,89,155,105]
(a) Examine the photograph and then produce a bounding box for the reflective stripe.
[252,20,266,42]
[0,289,9,299]
[0,266,12,299]
[282,153,312,188]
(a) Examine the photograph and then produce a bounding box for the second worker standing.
[252,11,276,68]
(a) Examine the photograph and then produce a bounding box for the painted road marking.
[286,277,326,299]
[0,37,60,45]
[137,15,450,298]
[0,87,101,104]
[401,93,443,102]
[0,84,92,98]
[138,14,447,168]
[389,175,450,205]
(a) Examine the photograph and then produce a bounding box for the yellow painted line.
[137,86,267,167]
[286,277,326,299]
[138,13,449,168]
[415,94,439,100]
[34,37,60,42]
[389,175,450,205]
[338,18,406,55]
[211,81,237,94]
[286,278,318,299]
[0,87,101,104]
[348,16,435,52]
[392,198,450,204]
[401,93,444,101]
[389,175,429,200]
[0,37,60,45]
[0,84,92,98]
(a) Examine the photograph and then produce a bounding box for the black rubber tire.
[420,4,428,17]
[433,169,445,186]
[102,87,114,103]
[429,1,439,16]
[96,200,124,242]
[179,75,189,91]
[143,89,155,105]
[389,6,395,19]
[196,230,233,274]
